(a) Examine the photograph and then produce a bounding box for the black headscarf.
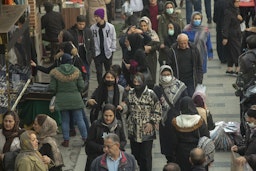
[180,96,198,115]
[94,71,120,107]
[127,33,144,57]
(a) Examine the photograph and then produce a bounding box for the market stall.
[0,4,31,115]
[0,4,61,126]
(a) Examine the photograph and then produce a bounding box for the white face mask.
[127,46,131,51]
[248,122,256,129]
[162,75,172,83]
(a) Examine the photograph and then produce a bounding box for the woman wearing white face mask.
[153,65,188,163]
[231,105,256,170]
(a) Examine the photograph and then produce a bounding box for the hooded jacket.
[49,64,85,111]
[171,96,209,171]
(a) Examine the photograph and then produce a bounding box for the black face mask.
[134,84,146,97]
[134,85,143,90]
[105,80,115,86]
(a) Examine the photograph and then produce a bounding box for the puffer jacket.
[49,64,85,110]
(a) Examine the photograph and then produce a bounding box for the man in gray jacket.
[90,8,116,85]
[90,133,138,171]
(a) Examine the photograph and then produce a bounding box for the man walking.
[90,8,116,84]
[166,33,203,97]
[69,15,95,79]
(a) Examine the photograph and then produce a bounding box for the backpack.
[197,136,215,166]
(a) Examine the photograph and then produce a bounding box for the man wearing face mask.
[121,72,162,171]
[153,65,188,163]
[231,105,256,170]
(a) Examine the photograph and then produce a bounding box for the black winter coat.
[237,129,256,170]
[68,25,95,65]
[85,120,127,156]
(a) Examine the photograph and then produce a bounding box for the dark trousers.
[182,77,195,97]
[94,54,113,85]
[130,140,153,171]
[216,25,227,63]
[204,0,211,19]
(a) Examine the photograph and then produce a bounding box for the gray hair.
[103,133,120,144]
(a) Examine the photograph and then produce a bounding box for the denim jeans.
[61,109,87,140]
[70,109,90,132]
[185,0,202,24]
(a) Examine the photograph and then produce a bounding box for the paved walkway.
[50,7,241,171]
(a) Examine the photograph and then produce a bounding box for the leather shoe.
[61,140,69,147]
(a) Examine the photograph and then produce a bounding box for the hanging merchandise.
[210,121,242,151]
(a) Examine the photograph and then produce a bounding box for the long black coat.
[237,129,256,170]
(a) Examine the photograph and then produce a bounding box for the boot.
[61,140,69,147]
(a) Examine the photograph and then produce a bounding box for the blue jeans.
[70,109,90,132]
[185,0,202,24]
[61,109,87,140]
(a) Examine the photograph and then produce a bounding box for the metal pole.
[5,44,10,110]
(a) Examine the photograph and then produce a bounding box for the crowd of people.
[4,0,256,170]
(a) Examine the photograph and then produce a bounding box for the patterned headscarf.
[37,115,57,141]
[36,115,64,167]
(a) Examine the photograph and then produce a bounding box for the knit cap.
[61,53,72,64]
[94,8,104,19]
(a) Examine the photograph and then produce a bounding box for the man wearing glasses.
[90,133,139,171]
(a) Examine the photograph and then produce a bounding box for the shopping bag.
[230,151,253,171]
[195,84,206,94]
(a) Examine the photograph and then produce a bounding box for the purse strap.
[162,90,174,108]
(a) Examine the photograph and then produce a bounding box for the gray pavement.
[50,7,241,171]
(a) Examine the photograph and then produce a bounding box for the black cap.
[77,15,86,22]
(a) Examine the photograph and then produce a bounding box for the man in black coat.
[41,2,65,42]
[166,33,203,97]
[213,0,227,63]
[231,105,256,170]
[68,15,95,79]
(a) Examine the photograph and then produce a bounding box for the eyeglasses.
[103,143,116,149]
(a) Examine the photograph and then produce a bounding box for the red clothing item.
[149,5,158,32]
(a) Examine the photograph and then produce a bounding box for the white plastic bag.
[195,84,206,94]
[240,21,246,32]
